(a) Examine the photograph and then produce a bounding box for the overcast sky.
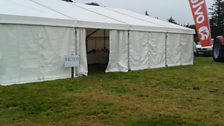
[76,0,214,25]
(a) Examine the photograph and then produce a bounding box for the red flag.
[189,0,211,47]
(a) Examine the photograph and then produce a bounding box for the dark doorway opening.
[86,29,109,74]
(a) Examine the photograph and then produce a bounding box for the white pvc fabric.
[107,30,193,72]
[76,28,88,76]
[167,33,194,66]
[106,30,129,72]
[129,31,166,70]
[148,33,166,68]
[0,25,87,85]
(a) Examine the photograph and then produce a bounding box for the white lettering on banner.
[191,0,199,4]
[192,0,204,9]
[192,0,205,24]
[199,26,209,40]
[64,55,80,67]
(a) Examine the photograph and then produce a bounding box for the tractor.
[212,35,224,62]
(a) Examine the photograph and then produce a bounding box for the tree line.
[209,0,224,37]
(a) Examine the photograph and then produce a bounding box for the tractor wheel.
[212,38,224,62]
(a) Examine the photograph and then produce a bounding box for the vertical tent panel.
[129,31,149,70]
[167,33,182,67]
[76,28,88,76]
[148,33,166,68]
[128,32,166,70]
[17,25,42,83]
[180,34,194,65]
[0,25,76,85]
[0,25,20,85]
[39,26,75,80]
[106,30,129,72]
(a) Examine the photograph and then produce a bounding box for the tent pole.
[71,67,74,78]
[165,33,168,67]
[86,38,88,53]
[128,30,130,71]
[74,28,78,78]
[104,29,106,49]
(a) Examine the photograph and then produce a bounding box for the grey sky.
[76,0,214,25]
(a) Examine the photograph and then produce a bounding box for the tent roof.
[30,0,129,30]
[107,7,192,33]
[0,0,194,34]
[0,0,75,27]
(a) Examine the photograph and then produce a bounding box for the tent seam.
[106,7,168,28]
[29,0,76,21]
[72,3,131,29]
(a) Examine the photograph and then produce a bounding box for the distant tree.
[62,0,73,2]
[145,11,149,16]
[168,16,178,24]
[85,2,100,6]
[209,0,224,37]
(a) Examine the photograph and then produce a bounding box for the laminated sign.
[189,0,211,46]
[64,55,80,67]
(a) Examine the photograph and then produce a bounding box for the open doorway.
[86,29,109,74]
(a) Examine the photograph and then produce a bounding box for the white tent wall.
[167,33,194,67]
[0,24,87,85]
[129,31,150,70]
[38,26,76,81]
[106,30,129,72]
[76,28,88,76]
[148,33,166,68]
[180,34,194,65]
[0,25,22,85]
[166,34,182,67]
[129,31,166,70]
[109,30,193,72]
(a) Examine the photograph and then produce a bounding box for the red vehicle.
[212,35,224,62]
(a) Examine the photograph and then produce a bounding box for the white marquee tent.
[0,0,195,85]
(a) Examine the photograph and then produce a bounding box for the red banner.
[189,0,211,47]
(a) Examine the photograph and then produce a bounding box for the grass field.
[0,57,224,126]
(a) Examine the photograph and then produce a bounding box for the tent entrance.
[86,29,109,74]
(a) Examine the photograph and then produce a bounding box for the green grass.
[0,57,224,126]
